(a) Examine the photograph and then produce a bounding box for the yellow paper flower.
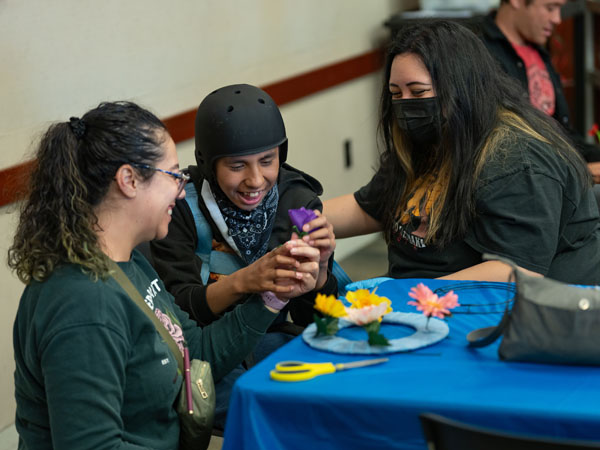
[314,294,347,318]
[345,289,392,315]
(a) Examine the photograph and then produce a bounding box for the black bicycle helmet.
[194,84,288,179]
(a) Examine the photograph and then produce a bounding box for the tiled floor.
[0,237,388,449]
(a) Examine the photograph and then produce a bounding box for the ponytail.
[8,101,166,283]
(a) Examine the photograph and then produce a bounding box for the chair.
[332,260,353,296]
[419,413,600,450]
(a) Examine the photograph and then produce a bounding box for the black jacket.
[150,163,337,328]
[478,12,600,162]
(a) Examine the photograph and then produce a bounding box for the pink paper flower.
[408,283,459,319]
[344,302,391,326]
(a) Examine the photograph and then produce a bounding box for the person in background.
[150,84,337,427]
[478,0,600,183]
[9,101,309,449]
[324,20,600,284]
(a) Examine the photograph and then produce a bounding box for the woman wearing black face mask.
[324,20,600,285]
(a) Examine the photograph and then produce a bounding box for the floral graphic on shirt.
[393,175,442,248]
[512,42,555,116]
[154,308,185,355]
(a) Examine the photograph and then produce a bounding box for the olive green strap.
[109,260,184,372]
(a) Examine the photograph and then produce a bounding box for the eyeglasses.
[130,163,190,195]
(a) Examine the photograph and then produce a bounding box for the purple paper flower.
[288,207,318,233]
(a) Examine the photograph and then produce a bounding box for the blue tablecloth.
[222,279,600,449]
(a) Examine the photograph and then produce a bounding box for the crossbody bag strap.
[466,308,511,347]
[109,260,184,372]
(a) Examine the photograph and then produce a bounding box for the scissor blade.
[337,357,389,370]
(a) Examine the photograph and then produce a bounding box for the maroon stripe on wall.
[0,48,384,207]
[0,160,36,209]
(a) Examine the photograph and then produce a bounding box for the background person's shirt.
[512,42,556,116]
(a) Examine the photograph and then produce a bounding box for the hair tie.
[69,117,86,139]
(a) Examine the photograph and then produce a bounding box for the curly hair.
[8,101,167,284]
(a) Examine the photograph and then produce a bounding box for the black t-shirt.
[355,134,600,284]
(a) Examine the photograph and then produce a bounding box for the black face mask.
[392,97,442,149]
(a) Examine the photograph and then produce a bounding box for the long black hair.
[377,20,587,248]
[8,101,167,283]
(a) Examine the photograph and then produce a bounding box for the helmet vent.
[235,90,241,94]
[258,98,265,104]
[227,106,234,112]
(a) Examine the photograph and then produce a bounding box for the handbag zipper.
[195,363,209,399]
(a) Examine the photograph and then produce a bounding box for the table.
[222,278,600,449]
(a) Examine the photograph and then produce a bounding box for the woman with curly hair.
[325,20,600,284]
[9,101,320,449]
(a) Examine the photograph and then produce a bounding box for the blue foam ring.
[302,312,449,355]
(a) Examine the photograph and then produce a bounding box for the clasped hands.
[241,210,336,300]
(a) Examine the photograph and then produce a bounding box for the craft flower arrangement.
[289,207,393,345]
[408,283,459,328]
[314,289,393,346]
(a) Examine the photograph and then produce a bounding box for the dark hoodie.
[150,163,337,328]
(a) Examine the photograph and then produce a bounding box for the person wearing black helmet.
[150,84,337,427]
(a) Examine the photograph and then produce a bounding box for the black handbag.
[468,255,600,365]
[110,261,215,450]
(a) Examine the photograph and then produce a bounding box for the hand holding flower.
[274,239,320,300]
[288,208,336,289]
[232,240,315,298]
[289,207,319,235]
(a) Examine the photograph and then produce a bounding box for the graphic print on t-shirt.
[392,176,442,249]
[512,42,555,116]
[143,277,185,355]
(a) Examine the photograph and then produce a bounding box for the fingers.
[274,268,318,298]
[295,260,319,279]
[274,267,305,281]
[301,212,335,242]
[247,237,322,296]
[289,242,320,262]
[300,210,326,234]
[298,212,336,264]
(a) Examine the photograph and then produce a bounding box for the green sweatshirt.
[13,251,277,450]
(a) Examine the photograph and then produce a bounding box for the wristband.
[260,291,289,311]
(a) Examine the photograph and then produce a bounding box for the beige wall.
[0,0,411,430]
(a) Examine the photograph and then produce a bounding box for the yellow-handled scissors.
[270,358,389,382]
